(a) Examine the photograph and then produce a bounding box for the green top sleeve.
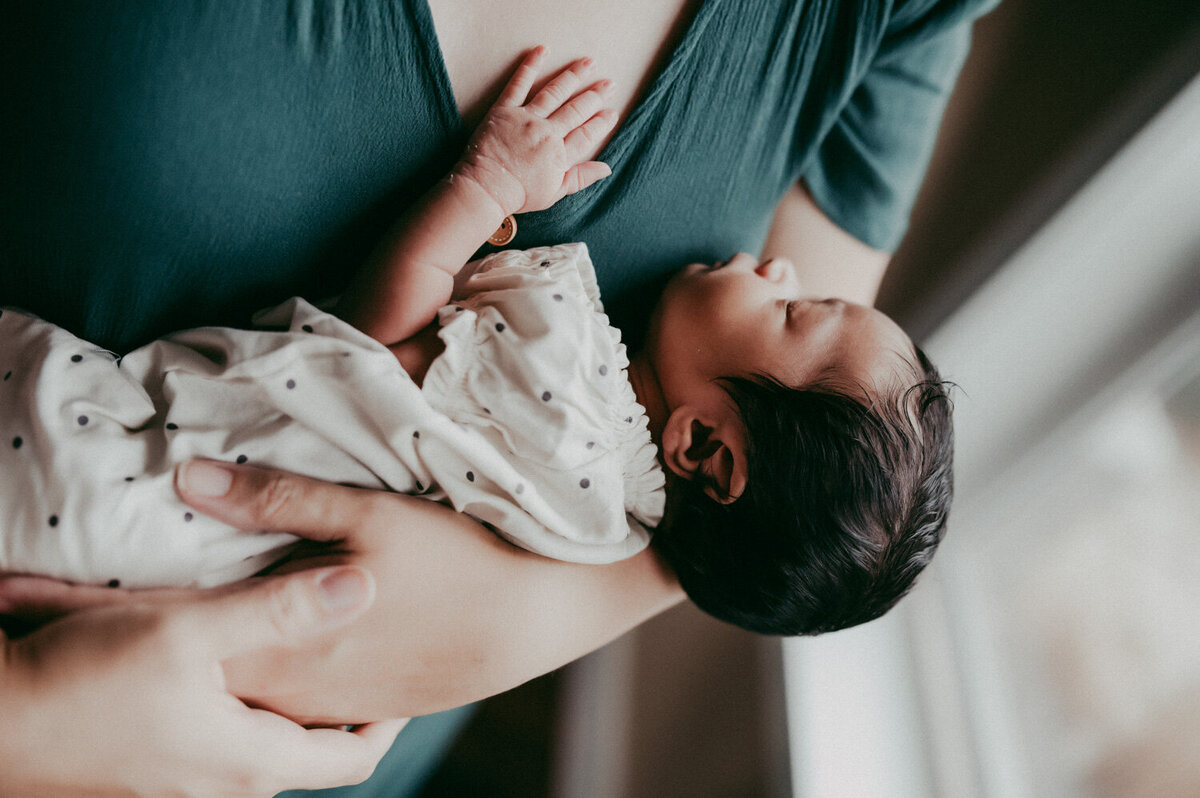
[803,0,999,251]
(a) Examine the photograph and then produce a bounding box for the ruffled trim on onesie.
[426,243,664,530]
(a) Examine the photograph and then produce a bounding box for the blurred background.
[418,1,1200,795]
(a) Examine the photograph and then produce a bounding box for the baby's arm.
[339,47,617,346]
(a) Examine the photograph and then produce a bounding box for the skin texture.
[0,0,898,789]
[0,566,408,797]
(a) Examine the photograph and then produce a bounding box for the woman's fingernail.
[179,460,234,497]
[317,568,372,612]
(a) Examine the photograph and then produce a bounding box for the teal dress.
[0,0,995,795]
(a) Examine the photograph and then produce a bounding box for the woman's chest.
[426,0,700,156]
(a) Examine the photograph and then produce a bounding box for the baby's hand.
[455,47,618,216]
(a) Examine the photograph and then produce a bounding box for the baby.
[0,49,952,636]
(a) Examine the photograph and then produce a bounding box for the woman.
[0,0,995,794]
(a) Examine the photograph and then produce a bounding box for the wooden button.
[488,215,517,246]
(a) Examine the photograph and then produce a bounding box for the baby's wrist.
[451,156,526,219]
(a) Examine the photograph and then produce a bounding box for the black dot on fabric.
[236,454,248,464]
[71,354,83,363]
[124,476,134,482]
[412,430,420,439]
[11,436,21,449]
[580,478,591,489]
[302,324,314,333]
[107,579,120,588]
[586,441,595,450]
[540,260,550,268]
[483,407,492,415]
[515,483,524,495]
[286,379,296,390]
[553,293,563,302]
[495,323,505,332]
[542,391,552,402]
[625,417,633,424]
[48,515,58,527]
[342,351,352,357]
[3,371,11,381]
[184,512,194,522]
[466,471,475,482]
[599,365,608,376]
[166,422,178,431]
[77,415,89,426]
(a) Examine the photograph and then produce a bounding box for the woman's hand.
[0,565,407,798]
[2,459,684,725]
[455,46,618,215]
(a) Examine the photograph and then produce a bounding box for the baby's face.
[644,253,916,404]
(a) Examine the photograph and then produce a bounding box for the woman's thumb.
[188,566,376,660]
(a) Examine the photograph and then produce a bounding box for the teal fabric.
[0,1,995,796]
[2,0,996,354]
[276,705,475,798]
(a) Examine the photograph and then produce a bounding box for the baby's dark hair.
[651,347,954,636]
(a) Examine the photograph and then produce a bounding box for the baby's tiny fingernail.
[179,460,234,497]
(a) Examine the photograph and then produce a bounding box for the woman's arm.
[204,463,684,724]
[760,181,891,306]
[1,460,683,725]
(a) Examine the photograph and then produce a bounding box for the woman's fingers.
[527,57,594,117]
[176,459,377,541]
[179,566,375,661]
[0,574,149,621]
[266,718,410,791]
[494,45,546,107]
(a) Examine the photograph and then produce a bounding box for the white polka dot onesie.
[0,243,665,588]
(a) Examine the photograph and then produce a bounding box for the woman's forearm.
[761,181,891,306]
[217,487,684,725]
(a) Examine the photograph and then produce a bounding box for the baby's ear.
[661,408,747,504]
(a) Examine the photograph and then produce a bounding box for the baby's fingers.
[559,161,613,200]
[563,109,619,163]
[527,57,594,117]
[548,79,613,134]
[495,46,547,107]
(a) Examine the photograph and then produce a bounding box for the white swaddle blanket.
[0,243,664,587]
